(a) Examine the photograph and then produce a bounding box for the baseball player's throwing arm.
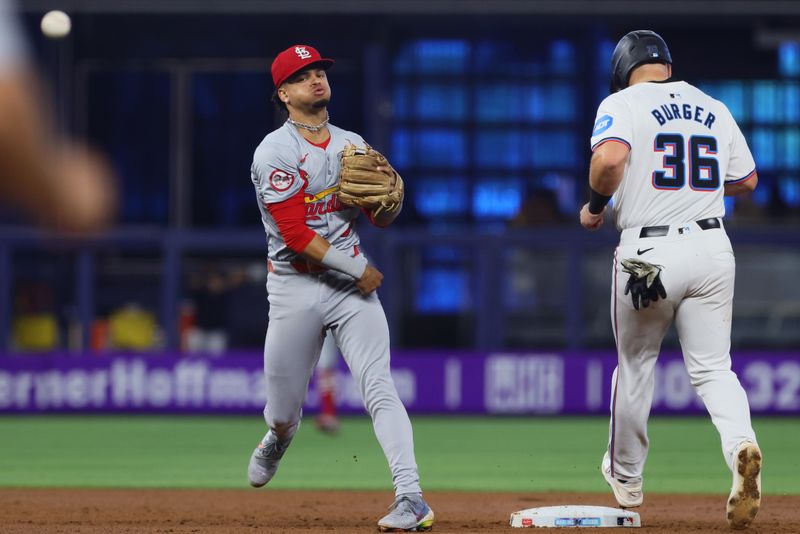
[580,142,630,231]
[266,194,382,295]
[298,234,383,295]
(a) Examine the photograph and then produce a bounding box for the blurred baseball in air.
[41,10,71,39]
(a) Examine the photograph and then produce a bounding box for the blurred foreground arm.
[0,70,116,233]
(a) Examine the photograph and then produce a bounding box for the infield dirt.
[1,488,797,533]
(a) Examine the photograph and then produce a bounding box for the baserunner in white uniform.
[579,31,762,530]
[246,44,434,532]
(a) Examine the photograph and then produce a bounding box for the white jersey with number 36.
[590,80,756,231]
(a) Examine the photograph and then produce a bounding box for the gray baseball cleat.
[601,451,643,508]
[727,441,762,530]
[247,431,290,488]
[377,493,435,532]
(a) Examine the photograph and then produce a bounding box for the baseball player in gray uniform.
[580,31,762,529]
[247,44,434,532]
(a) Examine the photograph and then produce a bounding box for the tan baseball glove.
[338,143,404,217]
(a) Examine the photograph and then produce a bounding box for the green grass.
[0,416,797,494]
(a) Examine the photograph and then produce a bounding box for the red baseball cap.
[271,45,335,88]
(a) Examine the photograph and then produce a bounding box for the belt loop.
[639,225,670,238]
[696,217,721,230]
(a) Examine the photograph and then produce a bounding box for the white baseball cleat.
[727,441,762,530]
[601,451,643,509]
[247,431,290,488]
[377,493,434,532]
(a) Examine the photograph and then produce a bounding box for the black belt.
[639,217,721,238]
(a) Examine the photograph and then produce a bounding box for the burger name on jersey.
[651,101,716,129]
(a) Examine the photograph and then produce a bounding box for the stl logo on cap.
[271,44,335,87]
[295,46,312,60]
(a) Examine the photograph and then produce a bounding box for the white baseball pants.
[607,220,757,481]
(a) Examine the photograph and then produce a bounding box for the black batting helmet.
[610,30,672,93]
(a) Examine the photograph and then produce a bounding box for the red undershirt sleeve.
[267,189,316,254]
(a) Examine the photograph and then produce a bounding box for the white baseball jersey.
[593,80,759,487]
[250,122,364,263]
[590,80,756,230]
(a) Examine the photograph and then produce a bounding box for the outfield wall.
[0,351,798,415]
